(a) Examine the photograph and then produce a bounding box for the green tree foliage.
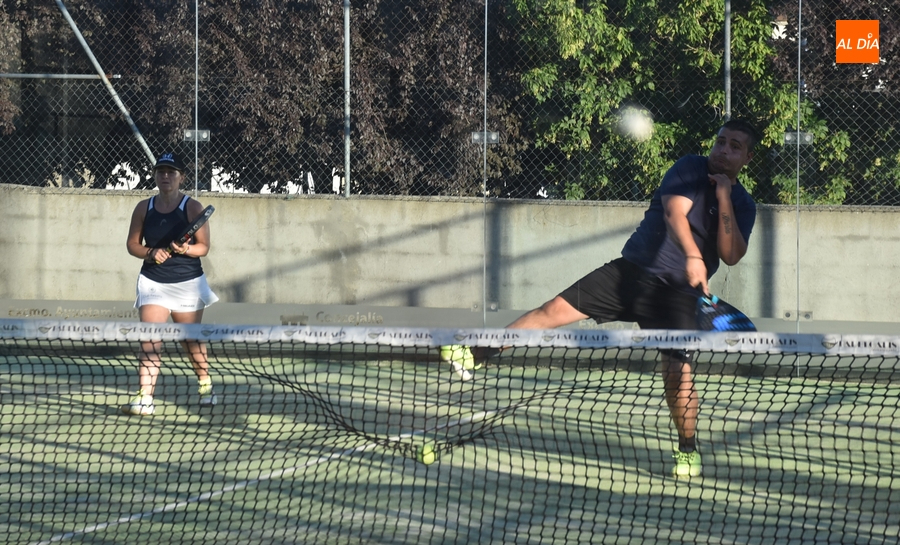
[770,1,900,205]
[509,0,796,201]
[348,0,526,195]
[88,0,349,192]
[0,0,528,194]
[1,0,898,203]
[0,0,86,186]
[0,5,21,135]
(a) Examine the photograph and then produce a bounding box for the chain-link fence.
[0,1,897,205]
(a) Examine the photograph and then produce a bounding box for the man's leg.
[661,352,702,478]
[506,296,589,330]
[442,296,589,379]
[480,296,588,361]
[443,262,627,379]
[662,354,698,450]
[632,274,703,477]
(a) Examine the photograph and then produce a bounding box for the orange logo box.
[836,20,879,64]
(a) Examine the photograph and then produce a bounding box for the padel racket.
[696,294,756,332]
[174,205,215,244]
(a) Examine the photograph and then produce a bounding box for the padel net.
[1,319,898,545]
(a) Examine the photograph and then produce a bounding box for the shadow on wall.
[216,202,638,311]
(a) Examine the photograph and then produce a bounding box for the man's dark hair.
[721,118,761,150]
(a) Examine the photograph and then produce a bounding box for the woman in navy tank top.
[122,152,219,415]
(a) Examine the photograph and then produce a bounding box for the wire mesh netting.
[1,320,899,544]
[0,1,897,204]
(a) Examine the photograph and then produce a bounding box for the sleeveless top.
[139,195,205,283]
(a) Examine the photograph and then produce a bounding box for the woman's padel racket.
[174,205,215,245]
[696,294,756,332]
[163,205,215,254]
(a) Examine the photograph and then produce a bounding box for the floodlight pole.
[724,0,732,120]
[343,0,351,197]
[54,0,156,167]
[194,0,199,197]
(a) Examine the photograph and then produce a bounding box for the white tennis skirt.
[134,273,220,312]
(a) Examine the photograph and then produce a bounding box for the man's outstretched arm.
[663,194,708,294]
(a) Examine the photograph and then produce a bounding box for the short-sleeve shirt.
[620,155,756,289]
[139,195,205,283]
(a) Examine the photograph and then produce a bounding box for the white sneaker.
[121,389,155,415]
[199,383,217,406]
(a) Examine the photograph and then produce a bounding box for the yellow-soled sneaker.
[198,380,218,406]
[439,345,479,380]
[672,450,702,478]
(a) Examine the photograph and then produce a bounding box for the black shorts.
[558,257,697,330]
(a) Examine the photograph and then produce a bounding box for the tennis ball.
[615,105,654,142]
[416,442,437,465]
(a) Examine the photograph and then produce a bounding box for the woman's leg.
[171,309,215,404]
[171,309,208,381]
[137,304,171,396]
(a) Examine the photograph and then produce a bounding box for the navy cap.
[153,152,185,172]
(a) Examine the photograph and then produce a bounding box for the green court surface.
[1,345,898,544]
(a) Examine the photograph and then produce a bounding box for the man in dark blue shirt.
[442,118,760,478]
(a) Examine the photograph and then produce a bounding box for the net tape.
[2,319,897,356]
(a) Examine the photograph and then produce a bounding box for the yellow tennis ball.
[416,442,436,465]
[615,105,654,142]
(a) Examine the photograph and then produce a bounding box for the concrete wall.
[2,184,899,332]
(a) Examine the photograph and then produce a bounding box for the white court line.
[33,410,500,544]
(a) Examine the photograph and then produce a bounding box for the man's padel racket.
[696,294,756,332]
[174,205,215,244]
